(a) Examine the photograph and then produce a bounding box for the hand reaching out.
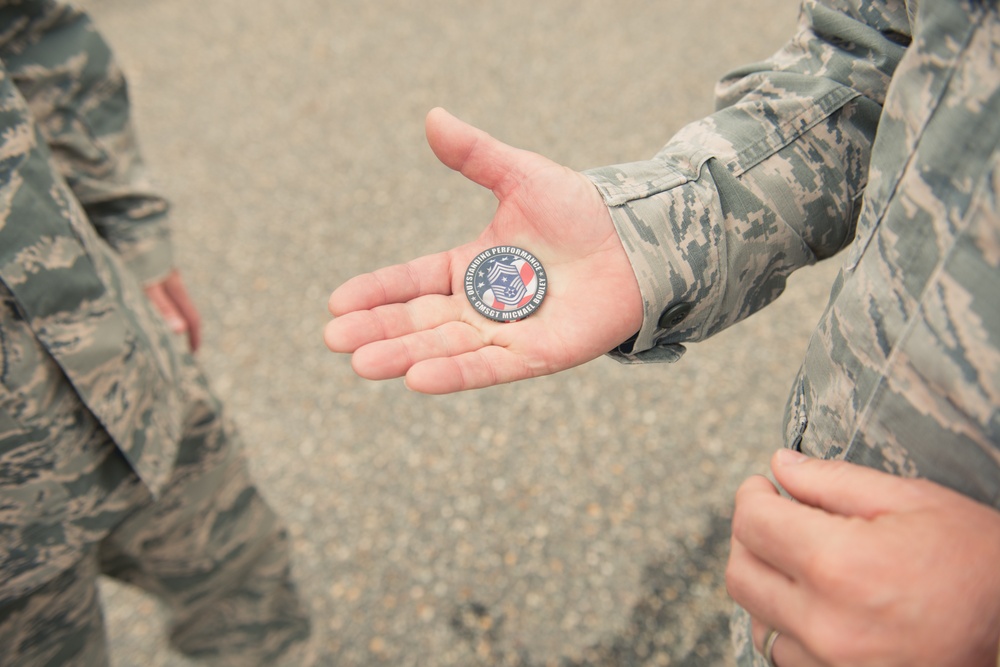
[324,108,643,393]
[727,450,1000,667]
[144,268,201,352]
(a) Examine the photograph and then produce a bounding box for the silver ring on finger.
[763,628,781,667]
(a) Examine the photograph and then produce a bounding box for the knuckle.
[723,560,749,602]
[801,544,854,591]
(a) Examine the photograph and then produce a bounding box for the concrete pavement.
[74,1,837,665]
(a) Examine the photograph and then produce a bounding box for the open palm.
[324,108,642,394]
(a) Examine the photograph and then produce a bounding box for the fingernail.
[168,319,186,333]
[775,448,809,465]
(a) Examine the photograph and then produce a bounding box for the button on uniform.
[658,302,692,330]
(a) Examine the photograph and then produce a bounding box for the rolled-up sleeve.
[0,0,172,284]
[587,0,909,363]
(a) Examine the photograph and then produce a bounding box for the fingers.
[405,344,536,394]
[325,289,534,391]
[727,533,802,631]
[162,272,202,352]
[331,314,543,394]
[144,282,187,333]
[424,107,529,198]
[727,479,822,666]
[328,252,456,316]
[347,320,487,380]
[729,473,844,584]
[770,449,932,518]
[325,293,466,353]
[751,621,824,667]
[143,271,201,353]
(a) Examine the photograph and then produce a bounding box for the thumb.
[771,449,926,518]
[144,282,188,335]
[425,107,527,197]
[161,272,202,352]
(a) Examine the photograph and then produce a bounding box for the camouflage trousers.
[0,369,311,667]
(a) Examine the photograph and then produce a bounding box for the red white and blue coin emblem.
[464,246,547,322]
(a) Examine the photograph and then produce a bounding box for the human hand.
[143,269,202,352]
[726,449,1000,667]
[324,107,643,394]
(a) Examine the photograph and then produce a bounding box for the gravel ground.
[71,1,839,665]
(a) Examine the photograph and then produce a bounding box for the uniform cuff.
[585,155,724,364]
[118,230,174,285]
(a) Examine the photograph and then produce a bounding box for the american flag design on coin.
[464,246,547,322]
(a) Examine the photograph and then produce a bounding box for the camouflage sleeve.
[0,0,172,284]
[586,0,911,363]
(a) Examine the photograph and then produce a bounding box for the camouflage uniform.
[585,0,999,664]
[0,2,309,665]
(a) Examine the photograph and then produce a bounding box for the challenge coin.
[464,246,547,322]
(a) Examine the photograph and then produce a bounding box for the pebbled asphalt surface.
[72,1,839,665]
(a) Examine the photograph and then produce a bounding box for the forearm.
[588,0,908,361]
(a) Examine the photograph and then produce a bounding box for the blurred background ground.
[73,1,839,665]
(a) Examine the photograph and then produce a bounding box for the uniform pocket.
[783,376,809,452]
[843,195,881,271]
